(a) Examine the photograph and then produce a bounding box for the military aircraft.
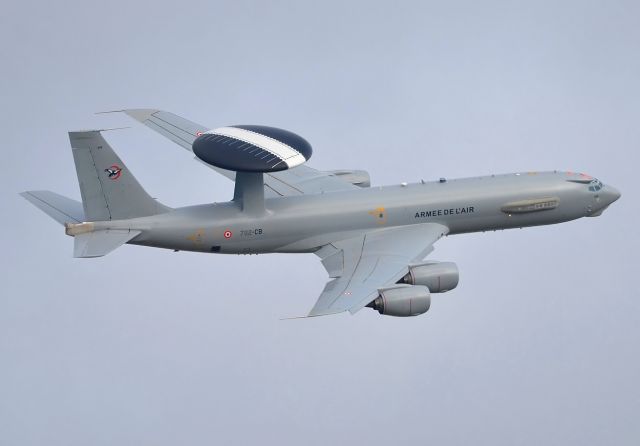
[21,110,621,317]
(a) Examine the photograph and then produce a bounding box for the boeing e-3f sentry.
[21,110,621,317]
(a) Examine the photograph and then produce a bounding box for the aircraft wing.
[119,109,359,197]
[309,223,449,316]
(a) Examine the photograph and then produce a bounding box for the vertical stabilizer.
[69,131,169,221]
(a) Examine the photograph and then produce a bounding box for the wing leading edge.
[117,109,359,197]
[310,223,449,316]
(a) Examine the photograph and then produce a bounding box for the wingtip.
[304,309,348,318]
[68,127,130,136]
[279,315,312,321]
[96,108,161,122]
[96,108,162,123]
[95,110,125,115]
[18,190,38,199]
[279,312,339,320]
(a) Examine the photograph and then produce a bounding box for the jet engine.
[367,284,431,317]
[324,170,371,188]
[401,261,459,293]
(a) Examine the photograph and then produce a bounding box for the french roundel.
[192,125,313,173]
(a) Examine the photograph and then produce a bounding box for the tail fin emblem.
[105,165,122,180]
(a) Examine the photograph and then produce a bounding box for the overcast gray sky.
[1,1,639,445]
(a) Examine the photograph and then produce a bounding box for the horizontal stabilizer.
[74,230,141,258]
[21,190,85,225]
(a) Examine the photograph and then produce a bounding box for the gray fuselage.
[98,171,619,255]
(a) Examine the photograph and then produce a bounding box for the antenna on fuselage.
[191,125,313,216]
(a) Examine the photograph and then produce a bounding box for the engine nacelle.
[324,170,371,188]
[402,261,459,293]
[367,284,431,317]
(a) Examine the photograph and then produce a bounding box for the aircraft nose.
[603,185,621,205]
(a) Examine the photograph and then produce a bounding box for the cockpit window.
[588,179,603,192]
[567,177,604,192]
